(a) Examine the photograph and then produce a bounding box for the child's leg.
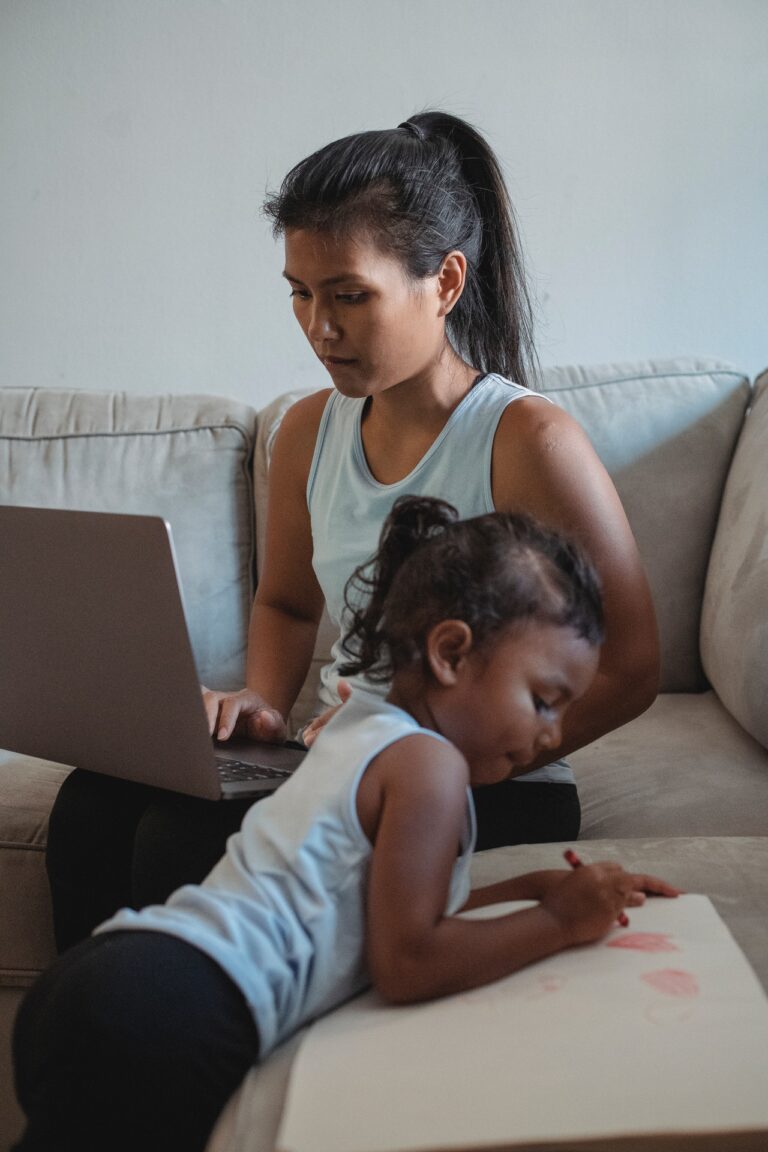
[13,931,260,1152]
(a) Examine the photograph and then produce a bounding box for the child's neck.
[387,674,443,739]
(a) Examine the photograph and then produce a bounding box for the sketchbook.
[276,895,768,1152]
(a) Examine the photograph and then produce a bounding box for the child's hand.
[301,679,352,747]
[623,872,683,904]
[541,863,636,946]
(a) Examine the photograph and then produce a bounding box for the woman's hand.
[201,687,287,744]
[301,679,352,747]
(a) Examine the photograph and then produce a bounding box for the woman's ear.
[426,619,474,685]
[435,251,467,317]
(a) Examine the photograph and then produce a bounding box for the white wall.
[1,0,766,407]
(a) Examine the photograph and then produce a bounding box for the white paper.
[277,895,768,1152]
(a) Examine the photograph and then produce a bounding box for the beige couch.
[2,357,768,1150]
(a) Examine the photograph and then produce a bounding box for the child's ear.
[426,620,474,685]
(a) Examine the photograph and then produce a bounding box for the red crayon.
[564,848,630,927]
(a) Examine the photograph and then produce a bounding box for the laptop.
[0,505,306,800]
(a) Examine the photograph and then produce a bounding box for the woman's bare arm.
[205,389,331,740]
[492,397,659,769]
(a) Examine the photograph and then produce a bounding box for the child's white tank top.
[97,689,475,1058]
[307,373,573,785]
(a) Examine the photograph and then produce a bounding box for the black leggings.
[46,768,580,952]
[12,931,260,1152]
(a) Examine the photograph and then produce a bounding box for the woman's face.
[283,228,452,398]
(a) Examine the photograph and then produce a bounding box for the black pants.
[46,768,580,952]
[12,931,260,1152]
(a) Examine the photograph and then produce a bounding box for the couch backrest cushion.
[538,359,750,692]
[0,388,258,688]
[701,371,768,750]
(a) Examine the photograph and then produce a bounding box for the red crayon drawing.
[607,932,679,953]
[641,969,699,998]
[523,974,567,1000]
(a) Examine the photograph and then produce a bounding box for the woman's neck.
[359,353,479,485]
[367,352,478,430]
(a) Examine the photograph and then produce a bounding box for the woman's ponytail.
[405,112,537,390]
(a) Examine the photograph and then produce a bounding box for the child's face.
[437,620,599,786]
[282,228,448,399]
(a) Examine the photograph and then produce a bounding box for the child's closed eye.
[533,695,556,716]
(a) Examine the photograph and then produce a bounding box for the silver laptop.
[0,505,306,799]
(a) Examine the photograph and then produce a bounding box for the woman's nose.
[307,304,340,342]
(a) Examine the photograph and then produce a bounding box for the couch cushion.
[701,371,768,752]
[0,388,258,688]
[570,690,768,839]
[537,358,750,692]
[0,751,63,985]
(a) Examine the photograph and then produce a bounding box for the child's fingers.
[628,872,683,898]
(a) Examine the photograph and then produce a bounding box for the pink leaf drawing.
[607,932,680,953]
[641,969,699,998]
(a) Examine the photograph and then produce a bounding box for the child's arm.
[463,869,681,911]
[362,736,641,1006]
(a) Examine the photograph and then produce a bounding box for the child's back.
[97,688,474,1057]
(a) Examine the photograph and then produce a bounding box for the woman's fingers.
[200,687,286,743]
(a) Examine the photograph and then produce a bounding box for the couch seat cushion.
[571,690,768,839]
[0,751,66,985]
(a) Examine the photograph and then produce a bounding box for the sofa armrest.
[701,371,768,751]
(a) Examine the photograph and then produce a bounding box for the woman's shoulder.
[271,387,333,466]
[494,382,581,449]
[280,387,334,433]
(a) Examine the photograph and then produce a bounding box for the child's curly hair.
[339,495,604,682]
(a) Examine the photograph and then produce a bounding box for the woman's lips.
[321,356,356,368]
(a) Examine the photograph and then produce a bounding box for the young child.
[13,497,677,1152]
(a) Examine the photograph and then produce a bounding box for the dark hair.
[339,496,604,682]
[263,111,537,389]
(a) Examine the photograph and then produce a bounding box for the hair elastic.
[398,120,426,142]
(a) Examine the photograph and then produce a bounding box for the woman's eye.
[336,293,367,304]
[289,289,311,300]
[533,696,554,716]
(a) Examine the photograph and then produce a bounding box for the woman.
[46,111,658,951]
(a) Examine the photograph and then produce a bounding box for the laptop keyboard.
[215,756,294,783]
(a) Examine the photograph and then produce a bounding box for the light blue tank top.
[307,373,573,785]
[97,689,475,1058]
